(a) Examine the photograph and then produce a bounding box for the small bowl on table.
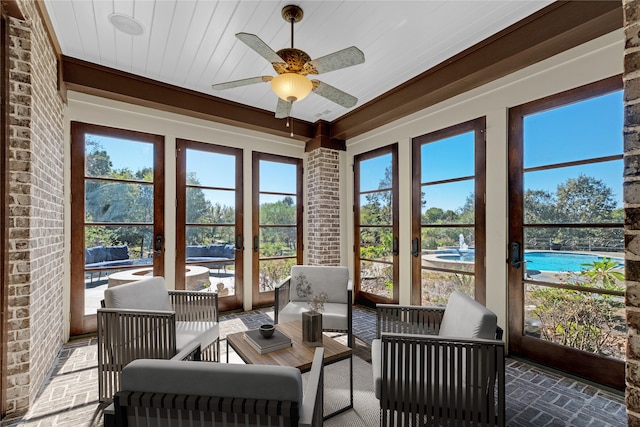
[259,324,275,338]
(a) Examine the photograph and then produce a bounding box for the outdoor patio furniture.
[97,276,220,402]
[274,265,353,347]
[372,291,505,426]
[105,348,325,427]
[186,243,236,272]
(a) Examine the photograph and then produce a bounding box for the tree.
[555,174,617,223]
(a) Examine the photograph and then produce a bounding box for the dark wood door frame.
[251,152,303,308]
[507,76,624,389]
[70,122,165,335]
[175,138,244,312]
[353,143,399,307]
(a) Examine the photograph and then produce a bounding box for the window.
[411,118,486,305]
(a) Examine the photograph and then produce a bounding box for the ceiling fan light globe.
[270,73,312,103]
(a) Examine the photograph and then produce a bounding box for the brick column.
[306,147,341,265]
[625,1,640,424]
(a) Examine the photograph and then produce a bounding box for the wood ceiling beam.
[330,1,623,141]
[61,56,315,141]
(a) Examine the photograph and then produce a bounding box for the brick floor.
[1,305,626,426]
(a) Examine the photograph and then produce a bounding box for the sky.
[89,89,623,213]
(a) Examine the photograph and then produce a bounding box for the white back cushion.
[438,291,497,339]
[103,276,172,311]
[290,265,349,303]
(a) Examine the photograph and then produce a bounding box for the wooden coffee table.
[226,320,353,419]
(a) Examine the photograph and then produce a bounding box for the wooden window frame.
[411,117,487,305]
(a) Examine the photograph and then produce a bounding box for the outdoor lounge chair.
[274,265,353,347]
[106,348,325,427]
[372,291,505,426]
[97,276,220,402]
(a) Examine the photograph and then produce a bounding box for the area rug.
[302,354,379,426]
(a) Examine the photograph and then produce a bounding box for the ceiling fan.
[211,4,365,122]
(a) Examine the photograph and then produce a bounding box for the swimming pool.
[436,251,623,272]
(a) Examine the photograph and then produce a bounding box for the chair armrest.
[168,290,219,322]
[376,304,445,338]
[381,331,504,347]
[299,347,324,427]
[347,279,353,292]
[274,276,292,324]
[171,341,201,361]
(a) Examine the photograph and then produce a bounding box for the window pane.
[525,284,625,360]
[186,150,235,189]
[360,261,393,299]
[85,225,153,264]
[421,180,474,222]
[85,180,153,223]
[360,191,392,225]
[185,225,235,247]
[419,270,474,305]
[260,227,297,257]
[360,226,392,261]
[523,227,624,283]
[524,161,623,224]
[420,226,474,253]
[186,188,235,224]
[260,195,297,225]
[85,135,153,181]
[524,91,623,168]
[259,258,296,292]
[260,161,296,193]
[421,132,474,183]
[359,154,392,192]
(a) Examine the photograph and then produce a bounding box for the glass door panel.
[252,153,302,307]
[411,118,485,306]
[71,123,164,335]
[354,145,398,306]
[176,140,243,312]
[507,78,624,388]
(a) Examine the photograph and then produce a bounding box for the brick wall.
[627,0,640,425]
[306,147,341,265]
[5,0,65,417]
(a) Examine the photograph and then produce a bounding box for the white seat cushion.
[277,301,348,331]
[175,320,219,353]
[438,291,497,339]
[290,265,349,303]
[104,276,172,312]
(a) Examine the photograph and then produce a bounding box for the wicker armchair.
[373,292,505,426]
[97,277,219,402]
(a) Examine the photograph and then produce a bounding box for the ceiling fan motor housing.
[273,48,312,74]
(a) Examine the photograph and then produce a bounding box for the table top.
[226,320,352,371]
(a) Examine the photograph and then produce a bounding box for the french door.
[411,118,486,306]
[176,139,243,312]
[251,152,303,308]
[354,144,399,306]
[508,77,625,389]
[70,122,164,335]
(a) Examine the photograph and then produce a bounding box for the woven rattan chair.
[372,291,505,426]
[97,276,219,402]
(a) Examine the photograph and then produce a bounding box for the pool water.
[436,251,623,272]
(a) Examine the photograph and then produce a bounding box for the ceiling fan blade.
[311,80,358,108]
[303,46,365,75]
[275,98,292,119]
[211,76,272,90]
[236,33,285,64]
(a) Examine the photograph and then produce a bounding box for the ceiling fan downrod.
[281,5,303,49]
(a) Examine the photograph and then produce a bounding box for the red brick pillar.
[306,147,341,265]
[625,0,640,424]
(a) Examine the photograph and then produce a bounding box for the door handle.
[510,242,527,268]
[253,235,259,253]
[411,237,420,257]
[236,235,244,251]
[392,237,399,256]
[154,234,163,256]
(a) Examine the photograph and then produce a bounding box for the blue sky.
[91,89,623,212]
